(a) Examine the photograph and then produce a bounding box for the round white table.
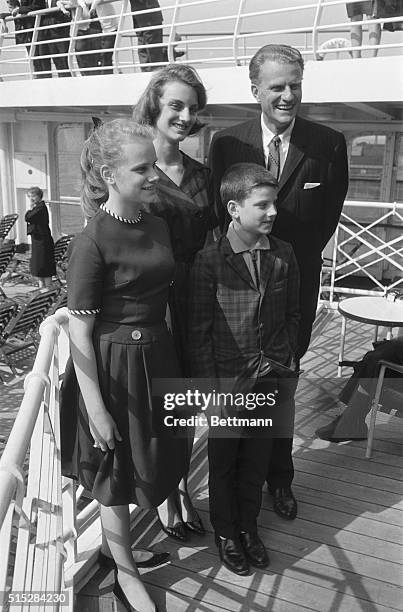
[337,296,403,376]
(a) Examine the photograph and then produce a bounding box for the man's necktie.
[250,250,260,290]
[267,135,281,180]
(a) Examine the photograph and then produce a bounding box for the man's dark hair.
[249,44,304,85]
[220,163,278,207]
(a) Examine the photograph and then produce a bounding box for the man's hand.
[89,0,101,13]
[56,0,72,14]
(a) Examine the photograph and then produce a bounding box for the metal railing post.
[232,0,246,67]
[66,6,77,76]
[167,0,181,63]
[27,15,39,78]
[114,0,127,74]
[69,6,81,77]
[312,0,324,60]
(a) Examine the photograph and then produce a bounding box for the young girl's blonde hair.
[80,118,153,219]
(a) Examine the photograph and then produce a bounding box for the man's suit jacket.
[209,116,348,268]
[188,234,300,393]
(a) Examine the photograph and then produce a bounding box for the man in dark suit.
[36,0,72,77]
[129,0,163,71]
[209,44,349,520]
[189,163,300,574]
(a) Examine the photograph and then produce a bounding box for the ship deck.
[75,309,402,612]
[0,294,402,611]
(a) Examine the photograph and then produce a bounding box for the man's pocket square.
[303,182,321,189]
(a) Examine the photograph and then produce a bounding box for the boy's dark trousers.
[266,372,298,489]
[208,377,277,539]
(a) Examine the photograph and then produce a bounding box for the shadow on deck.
[76,309,403,612]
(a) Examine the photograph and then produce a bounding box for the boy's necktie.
[250,249,260,290]
[267,135,281,180]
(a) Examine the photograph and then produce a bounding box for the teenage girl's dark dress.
[61,207,188,507]
[25,200,56,278]
[143,153,217,373]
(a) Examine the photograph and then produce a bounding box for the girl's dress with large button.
[61,208,187,507]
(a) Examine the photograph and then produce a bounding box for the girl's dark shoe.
[113,574,159,612]
[183,513,206,536]
[315,416,341,440]
[316,416,367,442]
[99,550,170,570]
[157,516,188,542]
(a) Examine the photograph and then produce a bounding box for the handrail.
[0,308,71,609]
[0,0,402,79]
[0,310,68,526]
[321,200,403,304]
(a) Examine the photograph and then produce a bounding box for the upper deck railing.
[0,0,402,80]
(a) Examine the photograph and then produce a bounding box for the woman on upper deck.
[133,64,217,542]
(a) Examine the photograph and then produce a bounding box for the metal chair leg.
[366,364,387,459]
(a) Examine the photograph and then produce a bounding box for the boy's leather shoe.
[239,532,269,568]
[272,487,298,520]
[216,537,250,576]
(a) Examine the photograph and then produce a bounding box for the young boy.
[189,163,300,575]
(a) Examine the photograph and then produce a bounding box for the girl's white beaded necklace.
[100,203,142,224]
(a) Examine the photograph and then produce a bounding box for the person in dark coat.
[35,0,72,77]
[25,186,56,287]
[129,0,163,71]
[0,0,48,77]
[316,336,403,441]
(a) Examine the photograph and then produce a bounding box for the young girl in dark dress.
[25,186,56,287]
[61,119,188,612]
[133,65,217,542]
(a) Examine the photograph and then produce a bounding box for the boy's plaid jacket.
[188,234,300,393]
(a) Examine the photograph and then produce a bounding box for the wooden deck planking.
[77,309,403,611]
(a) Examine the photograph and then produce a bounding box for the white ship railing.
[0,0,402,80]
[321,200,403,305]
[48,196,403,304]
[0,309,71,611]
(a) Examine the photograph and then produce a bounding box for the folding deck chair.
[11,234,74,285]
[366,359,403,458]
[54,234,74,280]
[0,286,60,378]
[48,284,68,315]
[0,300,18,338]
[0,243,17,298]
[0,213,18,240]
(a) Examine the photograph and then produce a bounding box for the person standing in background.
[34,0,72,77]
[56,0,102,75]
[346,1,381,57]
[0,0,47,78]
[129,0,163,71]
[25,186,56,287]
[88,0,119,74]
